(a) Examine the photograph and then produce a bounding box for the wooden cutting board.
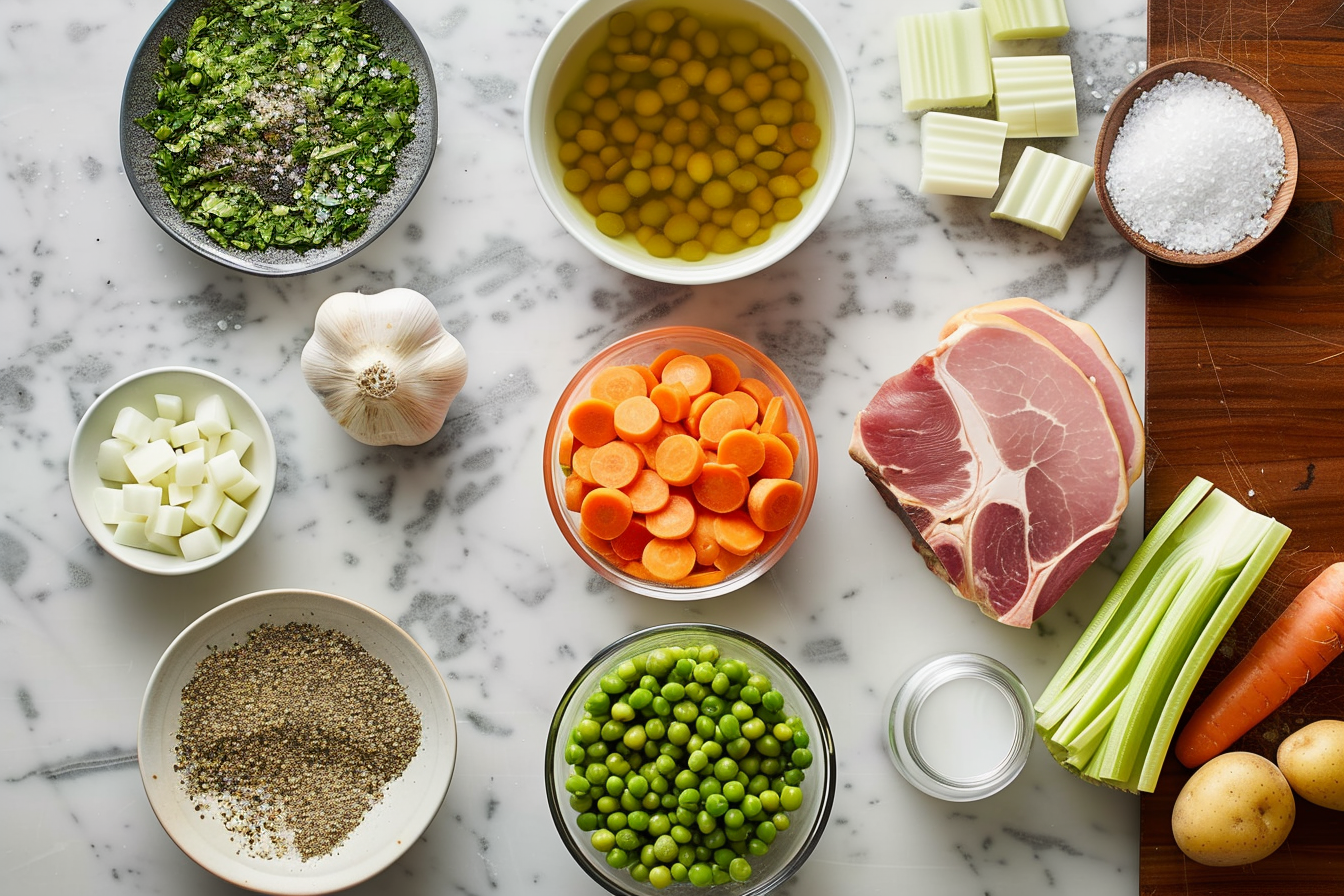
[1141,1,1344,892]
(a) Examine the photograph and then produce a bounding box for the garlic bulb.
[301,288,468,446]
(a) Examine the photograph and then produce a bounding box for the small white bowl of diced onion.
[69,367,277,575]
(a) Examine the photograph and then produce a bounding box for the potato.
[1171,751,1295,866]
[1278,719,1344,810]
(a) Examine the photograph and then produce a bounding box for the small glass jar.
[886,652,1033,801]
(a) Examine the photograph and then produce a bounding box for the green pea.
[721,780,745,802]
[687,750,709,772]
[714,756,739,781]
[731,700,754,721]
[667,720,691,745]
[696,810,716,834]
[602,720,627,741]
[624,725,648,750]
[760,689,784,712]
[693,661,715,684]
[649,814,672,837]
[704,793,729,817]
[616,659,639,681]
[577,812,599,831]
[585,692,612,715]
[567,774,593,795]
[698,777,722,798]
[723,808,745,829]
[640,674,660,691]
[683,646,700,662]
[630,862,650,882]
[719,659,747,683]
[725,823,751,843]
[760,757,782,776]
[729,857,752,882]
[711,672,731,695]
[606,847,630,868]
[698,644,720,663]
[592,829,617,852]
[645,648,674,677]
[748,837,769,856]
[792,747,814,769]
[716,715,741,740]
[740,717,766,740]
[793,729,810,749]
[606,774,626,796]
[611,702,636,722]
[628,809,650,831]
[620,791,640,811]
[713,867,731,884]
[678,788,702,810]
[738,685,761,705]
[695,714,717,739]
[675,658,696,679]
[713,847,736,869]
[678,844,697,867]
[726,737,752,760]
[629,687,654,710]
[746,672,771,692]
[671,824,693,844]
[703,828,726,849]
[780,785,803,811]
[607,811,628,831]
[651,695,672,716]
[772,812,790,831]
[571,794,593,812]
[675,807,696,828]
[597,795,620,813]
[700,740,723,760]
[740,794,762,818]
[684,682,707,702]
[649,865,673,889]
[585,764,610,785]
[644,718,666,740]
[755,820,776,843]
[564,743,587,765]
[686,734,704,753]
[643,792,662,811]
[688,863,713,887]
[699,695,724,718]
[670,862,689,882]
[586,741,609,761]
[661,681,685,702]
[673,700,699,723]
[784,768,806,786]
[576,719,601,744]
[675,768,701,791]
[738,755,759,776]
[755,734,781,757]
[601,673,627,694]
[607,753,631,777]
[616,828,641,851]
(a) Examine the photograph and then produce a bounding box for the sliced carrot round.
[627,364,659,394]
[702,353,742,395]
[646,494,696,540]
[572,444,598,485]
[757,432,794,480]
[580,487,634,540]
[777,431,801,460]
[747,478,804,532]
[717,429,765,476]
[692,462,749,514]
[680,568,728,588]
[564,472,594,512]
[650,348,687,379]
[660,354,714,398]
[722,390,759,425]
[760,395,788,436]
[686,390,723,438]
[655,433,705,487]
[697,398,747,448]
[641,537,697,583]
[736,377,775,416]
[590,440,645,489]
[689,512,722,566]
[569,397,618,447]
[713,510,765,556]
[558,428,575,469]
[614,395,663,443]
[623,468,671,514]
[612,518,655,562]
[650,381,692,422]
[579,525,621,563]
[591,365,649,404]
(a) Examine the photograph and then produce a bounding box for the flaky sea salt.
[1105,73,1286,254]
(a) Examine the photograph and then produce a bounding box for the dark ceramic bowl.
[120,0,438,276]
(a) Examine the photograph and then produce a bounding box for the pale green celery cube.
[112,405,153,445]
[169,419,199,448]
[94,487,124,525]
[154,393,184,423]
[896,8,993,112]
[218,428,253,461]
[97,438,135,483]
[205,449,245,489]
[983,0,1070,39]
[194,393,231,438]
[919,112,1008,198]
[124,439,176,484]
[224,468,261,503]
[168,481,195,506]
[176,447,207,487]
[992,146,1093,239]
[992,55,1078,138]
[186,481,225,528]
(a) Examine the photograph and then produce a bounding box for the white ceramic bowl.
[139,589,457,895]
[68,366,277,575]
[525,0,855,284]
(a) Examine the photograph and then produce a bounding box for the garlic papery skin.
[301,288,468,446]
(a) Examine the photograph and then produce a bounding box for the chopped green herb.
[136,0,419,253]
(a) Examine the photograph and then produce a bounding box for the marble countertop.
[0,0,1149,892]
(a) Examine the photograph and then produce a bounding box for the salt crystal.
[1105,73,1286,254]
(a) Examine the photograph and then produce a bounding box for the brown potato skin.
[1171,752,1296,866]
[1278,719,1344,811]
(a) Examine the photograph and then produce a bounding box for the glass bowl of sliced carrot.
[544,326,817,600]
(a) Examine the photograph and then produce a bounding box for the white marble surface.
[0,0,1150,892]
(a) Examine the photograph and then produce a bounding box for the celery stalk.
[1034,477,1289,793]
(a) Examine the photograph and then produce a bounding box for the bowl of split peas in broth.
[524,0,855,284]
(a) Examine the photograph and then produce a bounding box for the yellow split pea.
[554,6,822,261]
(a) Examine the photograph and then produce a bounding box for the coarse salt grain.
[1105,73,1286,255]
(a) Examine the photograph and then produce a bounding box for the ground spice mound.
[175,622,421,860]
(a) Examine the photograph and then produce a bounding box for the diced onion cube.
[125,439,176,484]
[151,503,186,537]
[213,497,248,537]
[169,420,200,448]
[114,521,173,554]
[218,429,254,461]
[176,447,206,487]
[186,481,224,528]
[168,482,195,506]
[97,439,136,483]
[121,483,163,518]
[154,393,184,423]
[223,468,260,503]
[206,449,245,489]
[195,393,231,438]
[112,406,154,445]
[179,525,223,561]
[94,487,124,525]
[151,417,175,443]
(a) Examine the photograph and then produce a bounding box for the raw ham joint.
[849,298,1143,627]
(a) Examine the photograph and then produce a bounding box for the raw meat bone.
[849,314,1129,626]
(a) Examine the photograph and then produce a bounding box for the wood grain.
[1143,1,1344,892]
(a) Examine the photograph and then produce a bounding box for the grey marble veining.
[1,0,1148,892]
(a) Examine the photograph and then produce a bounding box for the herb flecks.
[137,0,419,253]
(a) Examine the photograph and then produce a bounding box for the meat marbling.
[849,314,1130,627]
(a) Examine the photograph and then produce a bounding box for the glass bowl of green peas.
[524,0,856,285]
[545,623,835,894]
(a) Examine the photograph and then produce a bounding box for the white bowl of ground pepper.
[1095,57,1298,266]
[138,589,456,894]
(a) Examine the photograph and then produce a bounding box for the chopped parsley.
[136,0,419,253]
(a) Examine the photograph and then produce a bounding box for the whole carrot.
[1175,561,1344,768]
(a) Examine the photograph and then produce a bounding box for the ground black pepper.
[175,621,421,860]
